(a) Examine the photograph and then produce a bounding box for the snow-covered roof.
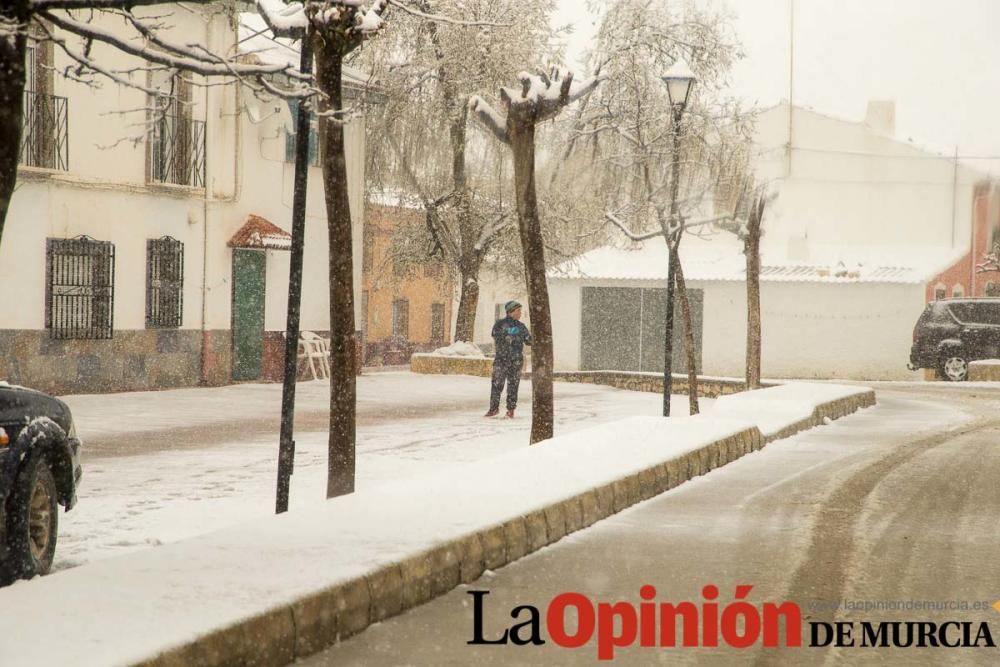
[237,12,370,89]
[228,214,292,250]
[549,237,965,285]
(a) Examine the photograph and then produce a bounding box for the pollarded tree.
[470,69,601,444]
[361,0,556,342]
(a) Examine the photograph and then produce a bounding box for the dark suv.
[908,298,1000,381]
[0,383,82,584]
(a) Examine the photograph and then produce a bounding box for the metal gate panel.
[580,286,641,371]
[639,287,703,374]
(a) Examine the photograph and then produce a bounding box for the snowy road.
[55,372,707,571]
[301,385,1000,666]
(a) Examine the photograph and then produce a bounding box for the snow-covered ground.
[56,372,708,570]
[0,380,870,667]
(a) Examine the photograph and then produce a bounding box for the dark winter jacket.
[492,316,532,362]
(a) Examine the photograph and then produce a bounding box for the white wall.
[549,278,926,381]
[756,104,979,256]
[549,279,582,371]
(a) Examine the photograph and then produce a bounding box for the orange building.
[927,181,1000,301]
[361,201,454,365]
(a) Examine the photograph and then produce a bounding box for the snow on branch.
[39,10,311,81]
[474,213,513,251]
[256,0,309,38]
[500,68,604,123]
[468,95,509,144]
[386,0,513,27]
[605,212,665,242]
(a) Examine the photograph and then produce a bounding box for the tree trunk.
[454,264,480,342]
[0,3,28,248]
[745,197,764,390]
[447,95,483,344]
[315,38,357,498]
[671,239,699,415]
[510,122,554,444]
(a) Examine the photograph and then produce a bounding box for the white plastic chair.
[299,331,330,380]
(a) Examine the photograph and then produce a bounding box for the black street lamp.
[659,59,696,417]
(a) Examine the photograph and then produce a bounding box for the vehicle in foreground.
[908,298,1000,381]
[0,383,82,584]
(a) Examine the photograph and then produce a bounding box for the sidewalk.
[54,373,688,570]
[0,381,873,666]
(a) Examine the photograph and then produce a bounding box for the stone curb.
[137,389,876,667]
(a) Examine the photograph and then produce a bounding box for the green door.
[232,249,266,381]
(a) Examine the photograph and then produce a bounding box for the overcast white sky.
[553,0,1000,172]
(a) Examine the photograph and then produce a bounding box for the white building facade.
[0,7,365,395]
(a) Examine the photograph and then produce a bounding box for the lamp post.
[659,59,696,417]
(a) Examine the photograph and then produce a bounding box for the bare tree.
[361,0,553,342]
[470,69,601,444]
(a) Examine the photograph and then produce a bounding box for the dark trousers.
[490,357,522,411]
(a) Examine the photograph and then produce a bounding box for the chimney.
[864,100,895,137]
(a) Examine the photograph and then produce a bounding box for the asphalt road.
[298,384,1000,666]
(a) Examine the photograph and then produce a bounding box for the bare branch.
[468,95,509,144]
[605,212,665,242]
[39,10,311,81]
[387,0,513,27]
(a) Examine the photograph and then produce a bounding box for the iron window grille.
[46,236,115,340]
[21,44,68,171]
[146,236,184,328]
[148,113,206,188]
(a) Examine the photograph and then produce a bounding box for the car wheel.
[941,355,969,382]
[1,455,59,583]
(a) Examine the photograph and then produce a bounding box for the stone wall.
[0,329,208,395]
[410,354,494,378]
[968,360,1000,382]
[554,370,773,398]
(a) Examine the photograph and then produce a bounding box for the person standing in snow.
[486,301,532,418]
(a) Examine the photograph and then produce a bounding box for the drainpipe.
[199,14,214,385]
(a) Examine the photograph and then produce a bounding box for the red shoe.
[505,409,515,418]
[485,408,499,417]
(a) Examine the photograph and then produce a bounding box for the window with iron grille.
[431,303,445,344]
[46,236,115,339]
[146,237,184,328]
[147,74,205,187]
[284,99,320,167]
[392,298,409,341]
[21,36,68,171]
